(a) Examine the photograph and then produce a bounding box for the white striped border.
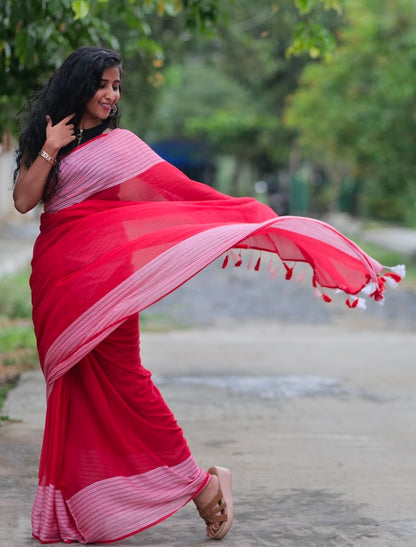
[32,456,208,544]
[46,129,164,213]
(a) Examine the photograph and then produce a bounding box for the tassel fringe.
[222,254,229,269]
[220,251,404,310]
[231,250,242,267]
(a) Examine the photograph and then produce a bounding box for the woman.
[14,46,403,544]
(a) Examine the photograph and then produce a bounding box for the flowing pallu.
[31,129,403,544]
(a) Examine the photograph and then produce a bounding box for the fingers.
[57,114,76,142]
[61,113,76,125]
[46,113,76,126]
[45,113,77,149]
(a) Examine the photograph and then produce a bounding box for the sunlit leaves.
[295,0,345,15]
[0,0,221,135]
[71,0,89,20]
[295,0,316,14]
[285,0,416,223]
[291,0,345,58]
[186,109,277,147]
[287,21,337,59]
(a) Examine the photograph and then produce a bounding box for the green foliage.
[181,0,221,33]
[290,0,345,59]
[185,110,277,150]
[285,0,416,223]
[0,0,116,134]
[139,0,345,203]
[0,322,36,354]
[287,21,337,60]
[0,269,32,318]
[295,0,344,14]
[0,268,37,367]
[72,0,90,20]
[0,269,38,417]
[0,0,221,135]
[146,61,268,144]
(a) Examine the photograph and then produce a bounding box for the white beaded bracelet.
[38,149,56,166]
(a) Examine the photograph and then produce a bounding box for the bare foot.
[193,473,221,538]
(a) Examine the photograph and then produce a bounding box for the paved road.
[1,218,416,546]
[0,219,38,277]
[2,321,416,546]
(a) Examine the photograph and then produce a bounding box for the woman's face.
[81,66,121,128]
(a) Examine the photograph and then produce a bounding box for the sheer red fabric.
[30,129,403,543]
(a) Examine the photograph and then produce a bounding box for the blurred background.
[1,0,415,392]
[1,0,416,226]
[2,7,416,542]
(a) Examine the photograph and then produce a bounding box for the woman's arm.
[13,114,76,213]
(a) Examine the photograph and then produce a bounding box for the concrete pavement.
[1,216,416,545]
[325,212,416,256]
[2,322,416,546]
[0,218,39,277]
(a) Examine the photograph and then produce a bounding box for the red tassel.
[372,289,384,302]
[233,251,243,267]
[370,278,385,301]
[222,254,229,269]
[384,272,402,283]
[346,297,359,308]
[254,257,261,271]
[283,263,293,280]
[322,293,332,303]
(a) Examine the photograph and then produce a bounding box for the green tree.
[0,0,220,139]
[285,0,416,224]
[145,0,344,198]
[1,0,344,141]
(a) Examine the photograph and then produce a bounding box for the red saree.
[30,129,403,544]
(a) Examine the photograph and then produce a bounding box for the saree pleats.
[32,315,208,543]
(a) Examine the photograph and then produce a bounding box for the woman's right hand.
[45,113,77,152]
[13,113,77,213]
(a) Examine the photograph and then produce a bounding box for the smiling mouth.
[99,103,112,110]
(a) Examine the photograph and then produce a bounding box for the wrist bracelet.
[38,149,56,166]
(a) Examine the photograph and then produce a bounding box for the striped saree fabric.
[30,129,403,543]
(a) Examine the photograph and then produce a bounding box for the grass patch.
[0,317,38,373]
[352,238,416,288]
[0,319,36,353]
[0,268,32,318]
[140,312,188,332]
[0,268,37,418]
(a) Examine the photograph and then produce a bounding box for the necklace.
[76,128,84,146]
[75,122,107,146]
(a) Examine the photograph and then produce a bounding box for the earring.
[110,104,118,116]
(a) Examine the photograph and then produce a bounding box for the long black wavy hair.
[14,46,122,200]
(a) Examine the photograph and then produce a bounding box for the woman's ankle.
[194,473,218,509]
